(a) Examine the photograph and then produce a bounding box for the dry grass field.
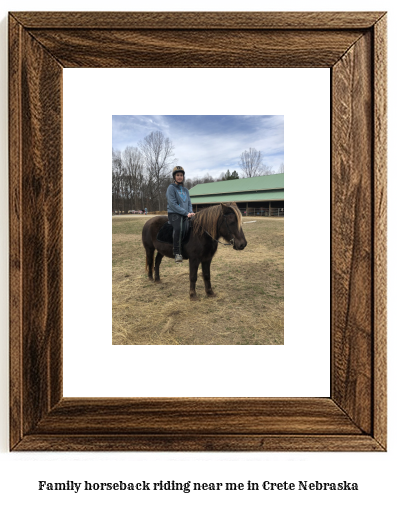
[112,215,284,345]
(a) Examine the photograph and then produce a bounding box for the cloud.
[112,115,284,178]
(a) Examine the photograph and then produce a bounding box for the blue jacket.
[166,184,193,216]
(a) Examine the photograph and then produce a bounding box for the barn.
[189,173,284,217]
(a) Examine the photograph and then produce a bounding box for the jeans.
[168,213,184,255]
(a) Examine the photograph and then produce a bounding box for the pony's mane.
[192,203,242,238]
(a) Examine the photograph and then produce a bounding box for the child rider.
[166,166,195,262]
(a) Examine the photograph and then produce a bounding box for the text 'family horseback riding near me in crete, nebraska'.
[37,479,359,493]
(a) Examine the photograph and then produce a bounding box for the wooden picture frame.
[9,11,387,451]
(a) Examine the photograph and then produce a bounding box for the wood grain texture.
[11,11,386,29]
[32,398,362,435]
[8,11,387,452]
[9,16,64,447]
[332,32,373,434]
[14,435,383,452]
[21,27,64,432]
[9,15,23,450]
[27,29,363,68]
[373,15,387,449]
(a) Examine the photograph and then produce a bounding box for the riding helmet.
[172,166,185,179]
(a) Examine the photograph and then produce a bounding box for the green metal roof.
[189,173,284,197]
[190,190,284,205]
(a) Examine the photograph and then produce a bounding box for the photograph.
[112,115,284,345]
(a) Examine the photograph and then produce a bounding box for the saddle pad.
[156,219,191,245]
[156,221,174,244]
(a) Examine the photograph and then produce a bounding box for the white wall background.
[0,1,395,507]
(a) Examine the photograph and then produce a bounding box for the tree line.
[112,130,283,213]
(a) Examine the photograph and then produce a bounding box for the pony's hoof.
[190,294,198,301]
[206,292,216,297]
[154,279,161,284]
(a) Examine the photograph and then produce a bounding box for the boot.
[175,254,183,263]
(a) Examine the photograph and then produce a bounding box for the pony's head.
[219,202,247,250]
[192,202,247,250]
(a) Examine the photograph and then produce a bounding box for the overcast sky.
[112,115,284,180]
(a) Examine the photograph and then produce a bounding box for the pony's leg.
[154,252,163,283]
[189,258,200,300]
[202,260,215,297]
[146,248,155,281]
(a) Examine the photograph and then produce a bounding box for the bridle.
[190,212,235,246]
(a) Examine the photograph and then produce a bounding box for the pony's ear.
[221,202,231,212]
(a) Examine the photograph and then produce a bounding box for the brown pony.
[141,202,247,300]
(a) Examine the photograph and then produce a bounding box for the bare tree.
[277,162,284,173]
[202,173,215,183]
[112,149,123,212]
[186,173,215,187]
[159,175,174,210]
[139,131,176,211]
[122,146,144,210]
[239,148,272,177]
